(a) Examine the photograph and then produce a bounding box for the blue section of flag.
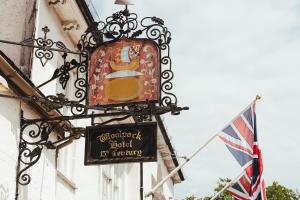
[222,125,241,140]
[232,182,244,193]
[225,145,253,166]
[243,107,253,128]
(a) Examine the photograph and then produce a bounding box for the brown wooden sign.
[88,38,160,106]
[84,122,157,165]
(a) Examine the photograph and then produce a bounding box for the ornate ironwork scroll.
[17,111,84,186]
[21,26,71,67]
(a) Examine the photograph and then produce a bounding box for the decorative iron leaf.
[52,68,60,79]
[122,9,130,17]
[120,29,130,35]
[62,52,67,59]
[167,37,172,44]
[70,59,79,66]
[56,41,69,52]
[112,13,120,20]
[104,32,116,39]
[20,38,34,45]
[158,39,162,45]
[41,127,49,141]
[151,17,164,25]
[77,43,82,50]
[132,30,143,38]
[59,72,70,89]
[29,147,42,161]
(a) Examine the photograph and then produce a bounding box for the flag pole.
[209,170,245,200]
[144,133,219,198]
[145,95,261,198]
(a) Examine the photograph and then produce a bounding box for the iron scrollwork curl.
[17,114,74,186]
[29,26,71,67]
[17,120,52,186]
[139,17,177,107]
[17,144,43,185]
[104,9,138,40]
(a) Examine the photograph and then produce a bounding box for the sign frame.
[84,122,157,165]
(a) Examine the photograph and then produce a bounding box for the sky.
[91,0,300,199]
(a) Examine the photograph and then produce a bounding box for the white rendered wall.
[0,94,20,200]
[31,0,77,96]
[0,93,58,200]
[143,153,175,200]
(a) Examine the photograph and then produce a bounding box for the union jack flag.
[219,103,267,200]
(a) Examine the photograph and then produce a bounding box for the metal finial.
[114,0,134,5]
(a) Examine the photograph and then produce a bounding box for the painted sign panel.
[84,122,157,165]
[88,38,160,106]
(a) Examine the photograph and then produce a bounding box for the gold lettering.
[108,149,143,157]
[109,140,118,149]
[135,131,142,140]
[100,150,109,157]
[136,150,142,157]
[96,129,143,142]
[108,140,133,150]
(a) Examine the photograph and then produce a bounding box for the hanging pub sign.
[84,122,157,165]
[88,38,160,106]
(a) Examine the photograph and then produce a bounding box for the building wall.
[0,0,27,65]
[0,0,37,77]
[143,153,175,200]
[0,92,20,200]
[31,0,77,96]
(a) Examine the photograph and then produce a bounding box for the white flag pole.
[210,171,245,200]
[145,133,219,198]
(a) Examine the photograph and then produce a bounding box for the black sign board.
[84,122,157,165]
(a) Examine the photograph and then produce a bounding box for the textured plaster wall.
[0,94,58,200]
[31,0,75,96]
[0,96,20,200]
[143,153,175,200]
[0,0,28,66]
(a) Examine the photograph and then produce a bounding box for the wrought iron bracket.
[13,89,188,186]
[16,110,84,186]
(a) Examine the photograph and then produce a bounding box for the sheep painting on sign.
[88,38,160,106]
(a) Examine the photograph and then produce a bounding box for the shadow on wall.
[0,98,20,146]
[0,185,9,200]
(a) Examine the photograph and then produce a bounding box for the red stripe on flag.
[233,117,254,147]
[239,175,251,193]
[219,136,253,155]
[244,164,253,178]
[252,176,261,195]
[262,180,267,200]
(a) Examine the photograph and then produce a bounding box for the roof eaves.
[155,115,185,182]
[75,0,95,26]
